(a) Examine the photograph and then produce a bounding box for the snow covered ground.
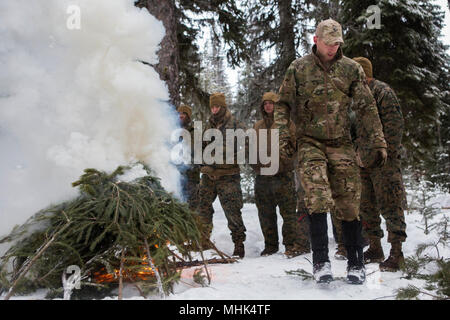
[7,192,449,301]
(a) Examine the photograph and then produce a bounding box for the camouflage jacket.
[253,108,296,175]
[274,45,387,150]
[200,109,246,177]
[356,79,404,165]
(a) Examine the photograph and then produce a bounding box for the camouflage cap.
[352,57,373,78]
[177,104,192,119]
[316,19,344,45]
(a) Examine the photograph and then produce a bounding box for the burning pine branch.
[0,163,229,299]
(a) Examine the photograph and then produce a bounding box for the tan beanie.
[261,92,279,104]
[209,92,227,108]
[352,57,373,78]
[177,104,192,119]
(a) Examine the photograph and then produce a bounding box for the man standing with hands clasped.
[274,19,387,284]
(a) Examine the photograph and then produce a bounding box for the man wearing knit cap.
[196,92,247,258]
[176,105,200,211]
[352,57,407,272]
[274,18,387,284]
[252,92,310,258]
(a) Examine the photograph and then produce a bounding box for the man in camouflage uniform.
[197,92,247,258]
[177,105,201,211]
[353,57,407,272]
[252,92,310,258]
[274,19,387,284]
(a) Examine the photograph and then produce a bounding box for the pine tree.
[339,0,450,170]
[196,25,233,122]
[243,0,313,88]
[135,0,249,110]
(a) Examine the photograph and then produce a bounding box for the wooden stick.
[118,249,125,300]
[143,239,165,299]
[128,278,147,300]
[166,246,187,263]
[195,240,212,285]
[175,257,236,269]
[4,220,72,300]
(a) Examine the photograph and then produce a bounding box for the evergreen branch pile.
[0,164,216,299]
[397,241,450,300]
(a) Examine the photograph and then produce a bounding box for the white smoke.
[0,0,181,237]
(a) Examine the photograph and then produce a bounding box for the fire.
[92,243,168,284]
[93,254,157,283]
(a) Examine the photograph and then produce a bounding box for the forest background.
[138,0,450,201]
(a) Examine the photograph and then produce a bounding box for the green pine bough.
[0,163,219,299]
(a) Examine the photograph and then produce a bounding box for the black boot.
[309,213,333,283]
[342,219,366,284]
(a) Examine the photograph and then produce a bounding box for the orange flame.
[92,243,167,283]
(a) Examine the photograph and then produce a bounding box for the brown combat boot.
[364,237,385,264]
[334,243,347,260]
[285,244,310,258]
[232,242,245,259]
[261,246,278,256]
[379,242,404,272]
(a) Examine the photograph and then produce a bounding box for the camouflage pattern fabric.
[253,94,309,252]
[298,135,361,220]
[331,208,343,244]
[197,173,246,243]
[274,45,387,219]
[316,19,344,45]
[255,171,309,250]
[358,79,407,243]
[196,106,247,244]
[200,109,246,177]
[252,112,296,175]
[275,46,386,149]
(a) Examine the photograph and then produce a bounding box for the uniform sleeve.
[376,87,404,154]
[274,62,297,139]
[351,65,387,149]
[235,118,250,164]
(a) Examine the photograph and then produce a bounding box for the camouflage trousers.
[181,176,200,211]
[297,136,361,221]
[359,157,407,243]
[197,174,246,243]
[298,171,338,246]
[255,171,309,250]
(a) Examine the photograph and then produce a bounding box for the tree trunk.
[277,0,296,80]
[138,0,180,107]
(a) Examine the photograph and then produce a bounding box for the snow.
[1,0,449,303]
[7,192,449,301]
